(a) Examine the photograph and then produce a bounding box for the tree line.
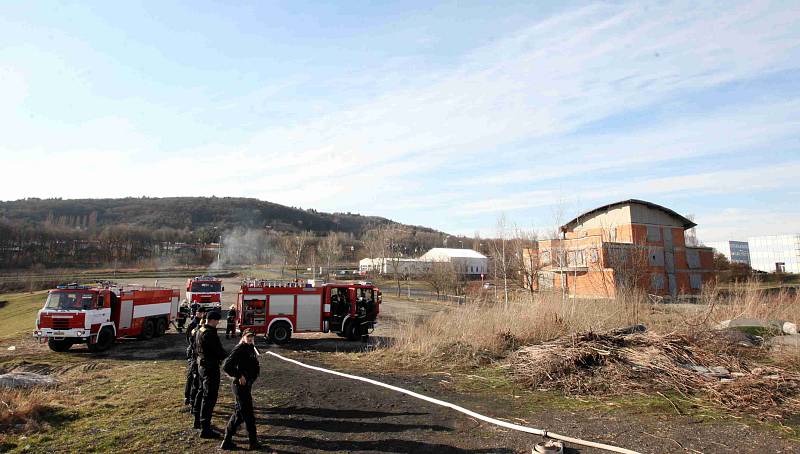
[0,197,447,270]
[0,216,454,271]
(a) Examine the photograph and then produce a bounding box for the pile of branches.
[509,327,800,419]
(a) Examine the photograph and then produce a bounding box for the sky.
[1,1,799,242]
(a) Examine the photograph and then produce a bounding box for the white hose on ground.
[265,351,642,454]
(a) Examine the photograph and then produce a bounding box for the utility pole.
[217,233,222,265]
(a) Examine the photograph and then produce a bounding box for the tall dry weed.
[382,284,800,370]
[0,388,59,433]
[702,280,800,325]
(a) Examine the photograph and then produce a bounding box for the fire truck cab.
[186,276,224,310]
[237,280,381,344]
[33,283,180,353]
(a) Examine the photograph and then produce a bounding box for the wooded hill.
[0,197,435,239]
[0,197,447,269]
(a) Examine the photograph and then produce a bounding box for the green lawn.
[0,291,47,341]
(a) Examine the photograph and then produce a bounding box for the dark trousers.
[190,363,203,417]
[225,320,236,338]
[184,359,196,404]
[198,365,220,430]
[225,380,257,443]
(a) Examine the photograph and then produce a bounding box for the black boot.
[200,428,221,439]
[193,417,201,430]
[248,439,262,451]
[219,436,237,450]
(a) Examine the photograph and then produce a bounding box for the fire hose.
[264,351,642,454]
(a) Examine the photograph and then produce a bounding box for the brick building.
[524,200,715,299]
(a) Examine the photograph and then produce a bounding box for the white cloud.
[1,1,799,241]
[455,161,800,215]
[697,209,800,242]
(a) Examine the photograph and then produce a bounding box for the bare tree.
[384,227,411,296]
[361,226,388,276]
[423,261,457,300]
[684,214,699,247]
[514,227,541,303]
[281,231,311,280]
[488,214,512,304]
[261,231,279,265]
[319,232,342,280]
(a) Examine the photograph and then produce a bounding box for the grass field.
[0,268,237,294]
[0,291,47,341]
[0,288,239,453]
[3,281,800,452]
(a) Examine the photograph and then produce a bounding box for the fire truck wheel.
[268,322,292,344]
[155,318,167,337]
[344,320,361,341]
[47,338,73,352]
[141,319,155,340]
[88,328,114,352]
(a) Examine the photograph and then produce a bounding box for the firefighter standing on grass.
[225,304,237,339]
[176,300,189,332]
[190,309,208,426]
[183,308,203,408]
[219,329,261,451]
[196,310,226,439]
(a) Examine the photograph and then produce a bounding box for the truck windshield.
[191,282,221,292]
[45,292,94,310]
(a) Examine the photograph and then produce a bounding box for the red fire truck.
[237,280,381,344]
[33,283,180,352]
[186,276,224,310]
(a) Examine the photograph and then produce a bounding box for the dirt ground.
[3,281,800,453]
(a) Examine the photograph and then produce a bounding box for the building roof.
[420,248,488,260]
[359,257,422,262]
[561,199,697,232]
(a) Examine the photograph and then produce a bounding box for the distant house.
[359,248,489,277]
[419,248,489,276]
[524,199,715,298]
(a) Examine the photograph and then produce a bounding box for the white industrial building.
[706,240,751,266]
[358,257,428,275]
[747,234,800,274]
[359,248,489,277]
[419,248,489,276]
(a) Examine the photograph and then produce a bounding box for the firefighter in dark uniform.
[220,329,261,450]
[190,300,200,317]
[225,304,237,339]
[183,308,203,408]
[176,300,189,332]
[196,310,226,439]
[190,309,208,427]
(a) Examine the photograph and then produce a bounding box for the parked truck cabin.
[33,283,180,352]
[185,276,224,310]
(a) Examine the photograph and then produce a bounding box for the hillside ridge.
[0,196,438,236]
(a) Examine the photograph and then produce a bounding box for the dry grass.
[0,388,69,434]
[697,281,800,328]
[377,282,800,372]
[372,281,800,420]
[510,329,800,420]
